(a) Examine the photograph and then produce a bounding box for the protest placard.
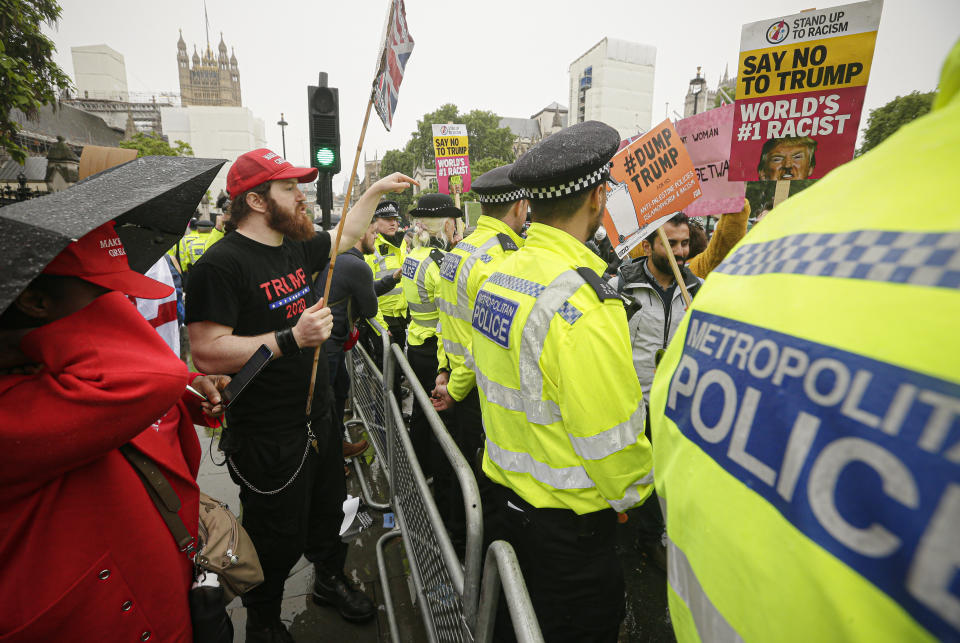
[603,118,703,259]
[676,104,745,217]
[432,123,471,194]
[728,0,883,181]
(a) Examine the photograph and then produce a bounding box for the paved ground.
[196,421,428,643]
[196,408,675,643]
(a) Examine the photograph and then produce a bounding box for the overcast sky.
[48,0,958,191]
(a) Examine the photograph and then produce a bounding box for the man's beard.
[361,236,375,254]
[652,250,683,276]
[266,195,314,241]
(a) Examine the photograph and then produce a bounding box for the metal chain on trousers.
[226,419,317,495]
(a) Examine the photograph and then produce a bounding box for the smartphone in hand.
[222,344,274,407]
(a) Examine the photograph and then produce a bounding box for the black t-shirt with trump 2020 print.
[185,230,332,438]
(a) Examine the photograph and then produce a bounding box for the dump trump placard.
[603,119,703,258]
[432,123,471,194]
[676,104,746,217]
[729,0,883,181]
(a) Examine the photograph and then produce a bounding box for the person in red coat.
[0,222,228,642]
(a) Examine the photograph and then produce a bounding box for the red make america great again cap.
[226,148,319,198]
[42,221,173,300]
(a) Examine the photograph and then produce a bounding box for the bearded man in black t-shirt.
[186,148,415,641]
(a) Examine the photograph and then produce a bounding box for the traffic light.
[307,83,340,174]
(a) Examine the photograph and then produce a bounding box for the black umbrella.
[0,155,224,312]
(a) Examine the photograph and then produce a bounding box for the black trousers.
[229,419,347,621]
[326,347,349,440]
[448,387,499,552]
[493,486,624,643]
[406,337,441,478]
[382,314,407,399]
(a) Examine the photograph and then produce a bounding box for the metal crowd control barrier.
[376,342,484,642]
[345,320,392,510]
[474,541,544,643]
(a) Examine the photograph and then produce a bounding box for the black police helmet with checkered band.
[509,120,620,200]
[409,193,463,218]
[472,163,529,204]
[374,200,401,219]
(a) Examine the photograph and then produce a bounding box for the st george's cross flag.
[372,0,414,131]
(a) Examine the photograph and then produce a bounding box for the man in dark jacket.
[316,222,401,458]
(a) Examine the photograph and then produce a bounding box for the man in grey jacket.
[609,213,703,401]
[608,212,702,571]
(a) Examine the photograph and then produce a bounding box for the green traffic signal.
[315,147,336,168]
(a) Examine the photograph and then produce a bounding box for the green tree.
[857,90,935,155]
[380,148,417,215]
[462,109,514,166]
[405,103,459,167]
[0,0,73,163]
[119,132,194,157]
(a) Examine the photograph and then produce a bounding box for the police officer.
[401,193,459,475]
[363,200,408,367]
[471,121,654,642]
[178,218,219,284]
[649,42,960,643]
[431,164,527,545]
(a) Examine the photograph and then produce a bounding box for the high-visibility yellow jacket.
[365,235,407,319]
[649,40,960,643]
[472,222,653,514]
[434,215,523,401]
[401,244,446,350]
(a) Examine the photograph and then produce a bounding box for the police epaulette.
[576,267,620,301]
[496,233,519,252]
[378,244,389,255]
[429,248,445,265]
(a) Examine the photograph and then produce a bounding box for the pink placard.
[675,104,746,217]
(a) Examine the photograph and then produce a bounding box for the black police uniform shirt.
[185,230,332,437]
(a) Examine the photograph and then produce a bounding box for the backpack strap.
[119,444,195,554]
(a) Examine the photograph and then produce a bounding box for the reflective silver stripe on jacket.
[411,317,438,328]
[442,338,467,356]
[567,403,646,461]
[607,476,653,512]
[663,495,745,643]
[375,269,402,296]
[485,438,595,490]
[469,269,586,426]
[414,252,440,312]
[408,301,435,313]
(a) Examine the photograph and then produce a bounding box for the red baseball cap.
[226,148,319,198]
[43,221,173,299]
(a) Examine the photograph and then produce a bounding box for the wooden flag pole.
[305,95,376,417]
[772,179,791,208]
[657,226,693,307]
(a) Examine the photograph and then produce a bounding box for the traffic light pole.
[318,171,333,230]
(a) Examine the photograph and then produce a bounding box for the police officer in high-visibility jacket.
[363,200,408,373]
[431,163,527,544]
[471,121,653,642]
[649,41,960,643]
[401,193,461,474]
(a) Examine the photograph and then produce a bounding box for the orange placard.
[603,119,702,258]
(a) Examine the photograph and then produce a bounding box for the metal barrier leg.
[350,453,391,510]
[474,541,543,643]
[376,528,404,643]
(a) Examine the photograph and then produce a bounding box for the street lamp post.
[277,113,289,158]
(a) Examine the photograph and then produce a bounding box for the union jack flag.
[372,0,414,131]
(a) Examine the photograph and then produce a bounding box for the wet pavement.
[196,410,676,643]
[195,422,428,643]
